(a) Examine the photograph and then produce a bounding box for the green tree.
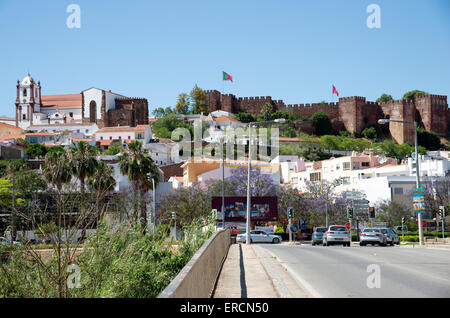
[403,90,427,101]
[43,150,72,192]
[311,112,332,136]
[152,107,173,118]
[151,114,192,139]
[376,94,394,104]
[235,112,256,123]
[417,127,442,151]
[118,140,161,233]
[281,126,297,138]
[88,161,116,218]
[174,93,190,114]
[68,141,99,198]
[25,143,47,158]
[271,110,292,121]
[362,127,378,140]
[260,103,274,121]
[190,85,209,114]
[106,144,124,155]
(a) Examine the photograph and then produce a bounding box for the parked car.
[312,226,327,246]
[236,230,282,244]
[322,225,351,246]
[360,228,387,246]
[380,228,400,245]
[394,225,408,233]
[0,237,22,246]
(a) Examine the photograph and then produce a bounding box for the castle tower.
[15,73,41,129]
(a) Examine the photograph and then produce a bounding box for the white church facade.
[14,74,149,136]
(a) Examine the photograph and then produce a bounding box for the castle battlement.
[339,96,366,102]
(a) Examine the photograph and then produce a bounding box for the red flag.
[332,85,339,97]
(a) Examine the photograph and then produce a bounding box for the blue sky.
[0,0,449,117]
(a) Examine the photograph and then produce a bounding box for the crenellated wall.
[204,91,448,143]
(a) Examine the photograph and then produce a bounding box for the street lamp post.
[220,137,225,229]
[378,118,424,245]
[246,118,286,245]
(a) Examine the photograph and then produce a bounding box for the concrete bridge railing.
[158,228,231,298]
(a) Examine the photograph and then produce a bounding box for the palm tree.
[43,150,72,193]
[261,103,273,121]
[88,161,116,220]
[118,140,161,233]
[68,141,99,198]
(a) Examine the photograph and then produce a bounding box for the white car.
[236,230,282,244]
[0,237,22,246]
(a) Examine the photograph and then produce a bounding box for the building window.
[23,114,26,120]
[292,177,298,184]
[70,112,73,117]
[109,136,112,140]
[23,89,27,97]
[362,162,369,167]
[137,134,143,139]
[342,177,350,185]
[393,187,404,195]
[119,136,121,140]
[343,162,351,170]
[310,172,321,182]
[85,129,89,133]
[128,136,131,139]
[100,137,103,140]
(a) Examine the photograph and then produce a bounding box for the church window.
[23,114,26,120]
[23,89,27,97]
[89,101,97,123]
[70,112,73,117]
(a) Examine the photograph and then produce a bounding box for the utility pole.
[152,178,156,234]
[11,165,16,244]
[221,137,225,229]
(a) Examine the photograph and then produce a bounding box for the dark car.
[312,226,327,246]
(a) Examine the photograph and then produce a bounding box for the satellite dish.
[377,155,387,164]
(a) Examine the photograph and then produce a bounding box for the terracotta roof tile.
[41,94,82,109]
[214,116,242,123]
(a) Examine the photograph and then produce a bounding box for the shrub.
[362,127,377,140]
[311,112,332,136]
[403,235,419,242]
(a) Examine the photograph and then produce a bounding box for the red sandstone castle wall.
[204,91,448,142]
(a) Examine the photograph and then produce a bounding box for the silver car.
[360,228,387,246]
[322,225,351,247]
[312,226,327,246]
[236,230,282,244]
[380,228,400,246]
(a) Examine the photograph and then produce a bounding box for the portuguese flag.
[223,71,233,82]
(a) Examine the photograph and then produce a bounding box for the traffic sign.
[345,191,365,200]
[299,220,306,230]
[345,222,351,230]
[290,224,298,233]
[353,199,369,205]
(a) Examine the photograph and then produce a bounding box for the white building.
[270,155,306,184]
[144,140,180,166]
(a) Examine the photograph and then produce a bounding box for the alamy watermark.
[66,4,81,29]
[67,264,81,288]
[170,120,280,163]
[366,4,381,29]
[366,264,381,288]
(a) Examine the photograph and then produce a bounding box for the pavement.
[213,243,279,298]
[213,243,311,298]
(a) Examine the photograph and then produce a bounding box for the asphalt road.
[258,244,450,298]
